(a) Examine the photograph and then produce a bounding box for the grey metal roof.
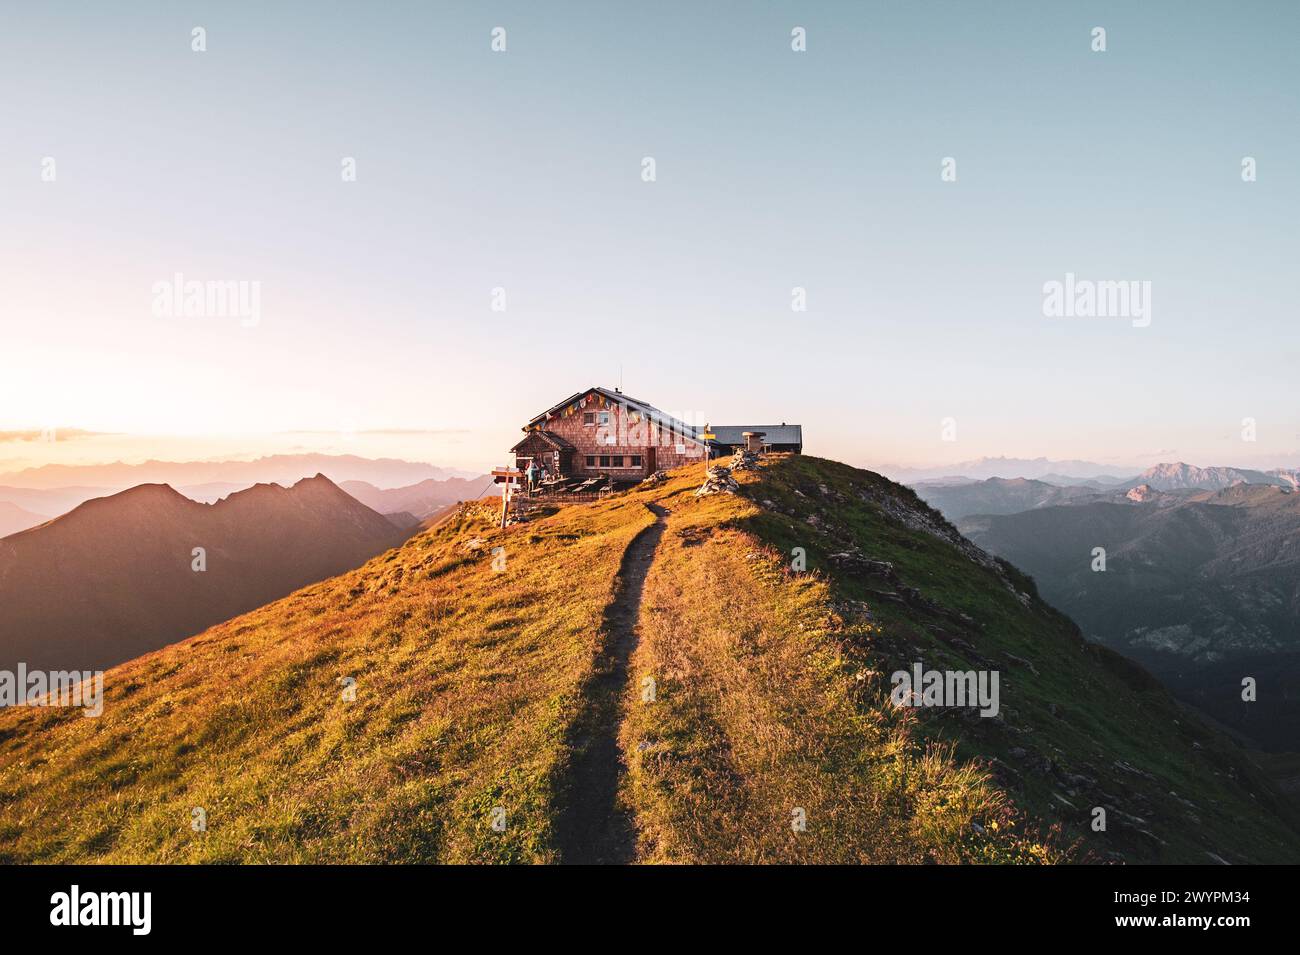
[709,424,803,446]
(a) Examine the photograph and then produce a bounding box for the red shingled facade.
[511,387,707,482]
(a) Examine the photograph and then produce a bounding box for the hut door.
[646,446,656,475]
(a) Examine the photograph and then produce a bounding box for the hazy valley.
[916,465,1300,754]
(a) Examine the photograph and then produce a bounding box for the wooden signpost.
[492,467,523,528]
[699,426,716,461]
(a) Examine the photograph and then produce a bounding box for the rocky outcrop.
[1125,483,1156,503]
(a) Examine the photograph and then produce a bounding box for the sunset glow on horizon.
[3,3,1297,478]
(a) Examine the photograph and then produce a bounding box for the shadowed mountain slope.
[0,475,407,673]
[340,476,493,519]
[961,484,1300,749]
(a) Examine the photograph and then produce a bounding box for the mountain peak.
[115,482,189,500]
[64,482,196,520]
[1131,462,1291,492]
[0,473,408,673]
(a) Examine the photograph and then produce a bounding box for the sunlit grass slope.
[2,455,1296,864]
[0,494,653,862]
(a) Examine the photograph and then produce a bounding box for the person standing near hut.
[525,458,539,494]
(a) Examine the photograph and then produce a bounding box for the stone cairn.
[695,464,739,496]
[695,448,760,496]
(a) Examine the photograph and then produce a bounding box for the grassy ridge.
[622,469,1056,863]
[2,454,1296,863]
[0,495,653,863]
[717,456,1300,863]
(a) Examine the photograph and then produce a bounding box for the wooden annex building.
[509,386,802,496]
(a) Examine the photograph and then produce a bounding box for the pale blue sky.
[2,1,1297,472]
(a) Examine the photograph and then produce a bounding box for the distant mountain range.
[0,457,492,530]
[913,477,1108,520]
[1038,473,1131,488]
[885,456,1138,484]
[340,476,495,519]
[957,483,1300,750]
[894,456,1300,488]
[913,462,1300,752]
[914,462,1300,518]
[0,485,115,518]
[0,501,48,537]
[1122,462,1300,492]
[0,475,409,673]
[0,453,478,491]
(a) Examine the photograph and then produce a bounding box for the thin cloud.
[285,428,472,436]
[0,429,112,443]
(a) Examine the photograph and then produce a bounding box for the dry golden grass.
[620,473,1052,863]
[0,493,654,863]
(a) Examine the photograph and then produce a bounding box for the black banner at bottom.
[0,863,1283,941]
